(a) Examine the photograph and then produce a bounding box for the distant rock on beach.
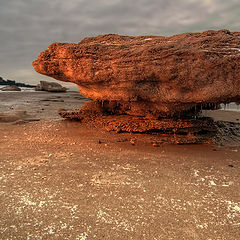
[35,81,67,92]
[1,85,21,91]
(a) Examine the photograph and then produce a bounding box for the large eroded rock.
[35,81,67,92]
[33,29,240,117]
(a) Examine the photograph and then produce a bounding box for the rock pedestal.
[33,30,240,143]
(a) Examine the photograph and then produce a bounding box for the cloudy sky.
[0,0,239,88]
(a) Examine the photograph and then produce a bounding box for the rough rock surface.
[33,30,240,117]
[33,30,240,142]
[35,81,66,92]
[1,85,21,91]
[58,101,217,144]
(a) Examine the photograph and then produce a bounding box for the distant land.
[0,76,36,88]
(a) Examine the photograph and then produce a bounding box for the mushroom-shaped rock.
[33,30,240,117]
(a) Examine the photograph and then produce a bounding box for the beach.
[0,90,240,239]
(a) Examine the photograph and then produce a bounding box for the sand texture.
[0,91,240,239]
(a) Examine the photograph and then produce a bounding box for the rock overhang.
[33,30,240,118]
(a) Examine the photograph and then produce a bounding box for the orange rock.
[33,30,240,117]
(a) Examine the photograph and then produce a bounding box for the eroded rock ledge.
[33,30,240,143]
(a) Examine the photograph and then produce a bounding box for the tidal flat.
[0,91,240,239]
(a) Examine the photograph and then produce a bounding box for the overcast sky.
[0,0,239,88]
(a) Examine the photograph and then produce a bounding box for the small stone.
[130,139,136,145]
[116,138,128,142]
[209,180,217,186]
[233,206,240,212]
[152,142,160,147]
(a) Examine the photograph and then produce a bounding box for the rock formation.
[35,81,67,92]
[33,30,240,143]
[1,85,21,91]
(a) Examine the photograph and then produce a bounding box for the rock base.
[58,101,217,144]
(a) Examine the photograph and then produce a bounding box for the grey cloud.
[0,0,239,86]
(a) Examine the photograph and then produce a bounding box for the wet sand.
[0,91,240,239]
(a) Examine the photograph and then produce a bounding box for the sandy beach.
[0,91,240,239]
